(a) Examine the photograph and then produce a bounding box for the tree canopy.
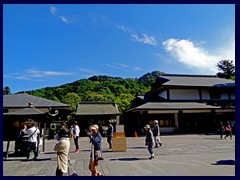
[17,70,164,113]
[216,60,235,80]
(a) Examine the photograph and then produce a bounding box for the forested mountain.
[23,71,164,113]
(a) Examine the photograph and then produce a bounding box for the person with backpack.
[26,122,40,160]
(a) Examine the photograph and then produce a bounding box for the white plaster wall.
[169,89,200,100]
[201,90,210,100]
[158,90,167,99]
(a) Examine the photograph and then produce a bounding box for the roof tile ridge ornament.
[48,107,59,116]
[28,102,34,108]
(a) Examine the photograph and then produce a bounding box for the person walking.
[107,121,114,151]
[153,120,162,148]
[219,121,225,139]
[87,124,103,176]
[54,121,71,176]
[224,123,232,139]
[73,121,80,153]
[26,122,40,160]
[144,124,155,160]
[15,123,28,154]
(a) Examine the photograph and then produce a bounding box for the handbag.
[95,150,104,161]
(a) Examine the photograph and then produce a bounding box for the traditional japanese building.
[75,102,120,136]
[124,74,235,136]
[3,93,72,140]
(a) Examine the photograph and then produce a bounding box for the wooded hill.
[24,71,164,113]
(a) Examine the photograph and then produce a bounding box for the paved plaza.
[3,134,235,176]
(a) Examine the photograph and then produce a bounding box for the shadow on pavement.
[3,158,52,162]
[21,158,52,162]
[212,160,235,165]
[128,146,146,149]
[203,138,224,140]
[3,158,24,162]
[109,157,149,161]
[43,151,56,154]
[80,149,91,152]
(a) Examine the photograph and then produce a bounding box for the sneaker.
[149,156,154,160]
[74,150,79,153]
[159,143,162,147]
[108,148,112,151]
[154,145,159,148]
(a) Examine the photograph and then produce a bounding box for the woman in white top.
[73,121,80,153]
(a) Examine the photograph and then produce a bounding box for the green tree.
[62,92,81,111]
[3,86,11,95]
[81,91,106,102]
[216,60,235,79]
[115,93,135,113]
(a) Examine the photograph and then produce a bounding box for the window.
[209,90,221,99]
[159,119,175,127]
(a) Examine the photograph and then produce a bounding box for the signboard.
[115,125,124,132]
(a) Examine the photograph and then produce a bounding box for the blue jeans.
[107,136,112,149]
[147,144,154,156]
[26,142,38,159]
[74,136,79,150]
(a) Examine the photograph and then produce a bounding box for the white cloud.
[115,24,132,33]
[133,67,142,71]
[50,6,73,25]
[26,69,73,77]
[131,33,157,46]
[50,6,57,16]
[106,63,142,71]
[162,38,235,74]
[60,16,71,24]
[78,68,96,74]
[4,69,73,81]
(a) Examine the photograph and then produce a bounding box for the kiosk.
[112,125,126,152]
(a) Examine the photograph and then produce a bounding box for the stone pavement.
[3,134,235,176]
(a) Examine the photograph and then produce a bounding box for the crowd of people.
[14,119,164,176]
[16,119,234,176]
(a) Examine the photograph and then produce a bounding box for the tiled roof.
[3,93,71,108]
[126,102,219,112]
[75,102,120,115]
[4,107,47,115]
[159,75,235,87]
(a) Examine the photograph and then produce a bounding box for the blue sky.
[3,4,235,93]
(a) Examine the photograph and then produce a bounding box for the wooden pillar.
[174,113,179,130]
[42,123,47,152]
[5,141,10,158]
[116,115,120,125]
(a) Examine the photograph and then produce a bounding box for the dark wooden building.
[124,74,235,136]
[3,93,72,140]
[75,102,120,136]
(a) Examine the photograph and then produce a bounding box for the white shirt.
[27,126,40,143]
[73,125,80,138]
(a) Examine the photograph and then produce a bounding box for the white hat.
[154,120,158,123]
[90,124,99,130]
[144,124,150,129]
